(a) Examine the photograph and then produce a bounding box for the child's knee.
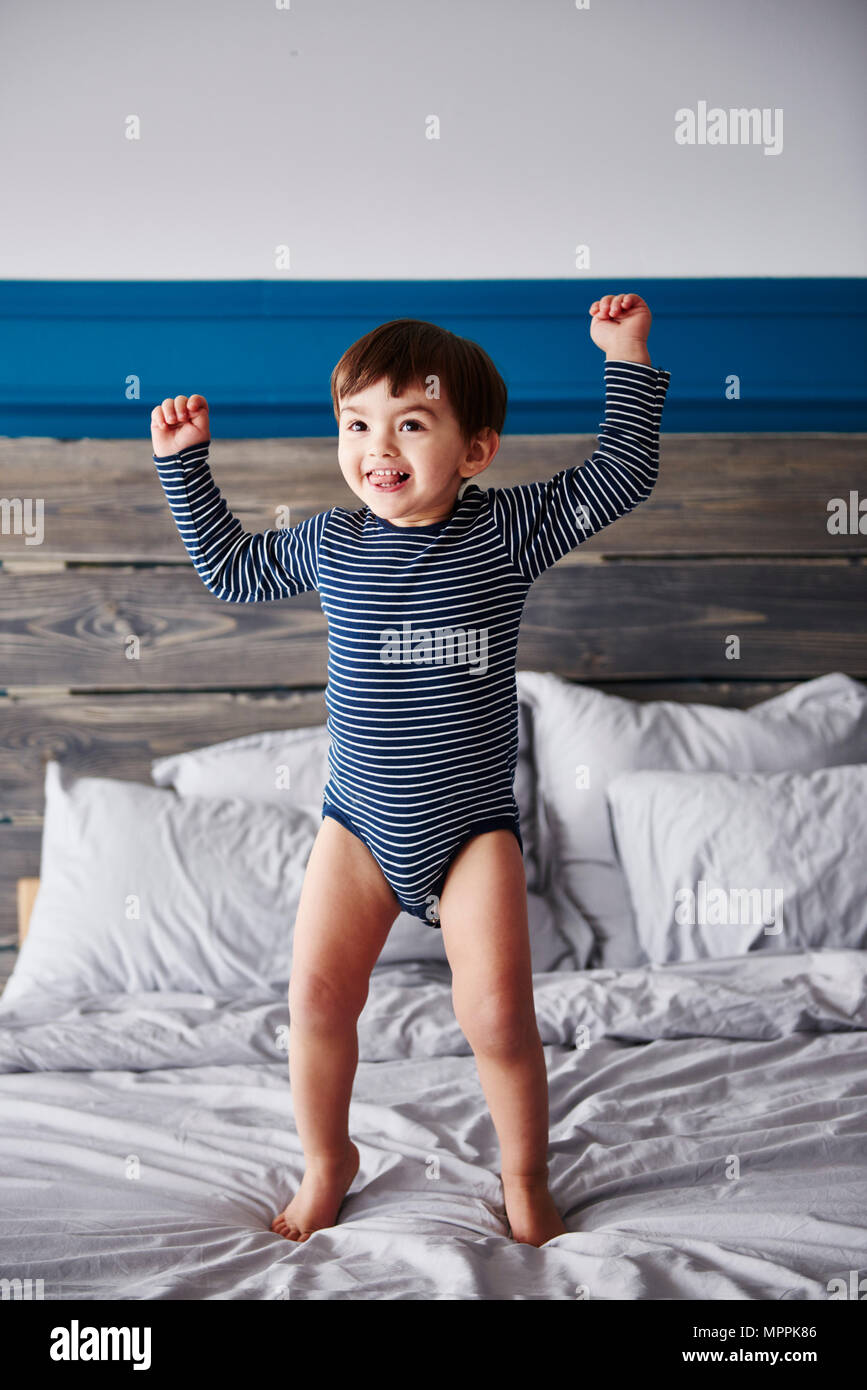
[289,968,367,1029]
[453,984,537,1058]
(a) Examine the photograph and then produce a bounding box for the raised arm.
[488,291,670,585]
[151,391,330,603]
[153,441,330,602]
[489,360,670,584]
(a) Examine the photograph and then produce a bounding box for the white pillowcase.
[151,724,331,816]
[606,764,867,963]
[1,762,316,1006]
[519,671,867,969]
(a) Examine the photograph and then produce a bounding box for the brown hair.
[330,318,508,447]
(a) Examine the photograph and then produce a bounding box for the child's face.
[336,377,498,527]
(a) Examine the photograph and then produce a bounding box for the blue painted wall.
[1,279,864,437]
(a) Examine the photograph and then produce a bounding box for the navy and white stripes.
[152,447,327,602]
[153,358,671,924]
[492,360,670,583]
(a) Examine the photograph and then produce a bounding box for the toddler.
[151,294,671,1246]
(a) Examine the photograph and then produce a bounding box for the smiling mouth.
[366,470,411,491]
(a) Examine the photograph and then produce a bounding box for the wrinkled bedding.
[1,948,865,1300]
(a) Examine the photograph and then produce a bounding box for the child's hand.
[588,293,652,358]
[151,394,210,456]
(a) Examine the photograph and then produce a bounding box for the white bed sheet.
[0,948,865,1300]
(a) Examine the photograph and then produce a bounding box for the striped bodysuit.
[153,359,671,927]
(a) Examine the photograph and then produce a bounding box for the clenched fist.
[588,294,651,362]
[151,394,210,457]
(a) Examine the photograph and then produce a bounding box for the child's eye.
[346,419,424,432]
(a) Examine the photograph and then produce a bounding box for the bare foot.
[271,1141,360,1242]
[502,1172,568,1246]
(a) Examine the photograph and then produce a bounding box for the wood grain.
[0,561,863,687]
[1,434,865,561]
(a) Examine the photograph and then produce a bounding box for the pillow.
[151,723,331,815]
[606,764,867,962]
[519,671,867,969]
[1,761,316,1006]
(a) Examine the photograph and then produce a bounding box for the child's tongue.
[371,472,407,488]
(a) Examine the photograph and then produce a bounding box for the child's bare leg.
[271,816,399,1242]
[438,830,568,1246]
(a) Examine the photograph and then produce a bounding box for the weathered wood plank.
[0,569,328,686]
[1,563,863,688]
[0,690,328,816]
[1,435,864,560]
[519,559,867,679]
[0,826,41,944]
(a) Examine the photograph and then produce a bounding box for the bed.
[1,669,866,1301]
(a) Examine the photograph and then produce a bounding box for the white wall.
[1,0,864,278]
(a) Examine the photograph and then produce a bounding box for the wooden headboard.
[16,877,38,946]
[1,431,865,947]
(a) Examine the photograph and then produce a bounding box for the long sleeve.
[152,441,330,602]
[489,359,671,584]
